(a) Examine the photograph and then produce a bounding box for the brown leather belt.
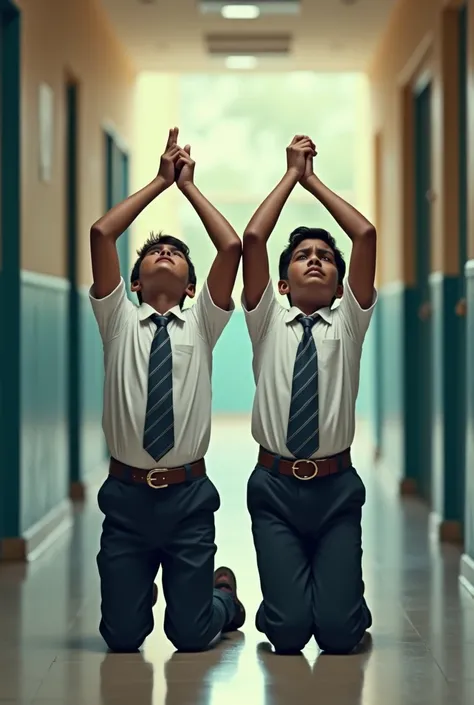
[258,447,351,480]
[109,457,206,489]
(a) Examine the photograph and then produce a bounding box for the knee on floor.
[267,620,313,654]
[315,616,365,655]
[165,625,213,653]
[100,623,148,653]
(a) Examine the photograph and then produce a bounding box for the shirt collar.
[284,305,334,326]
[138,303,186,323]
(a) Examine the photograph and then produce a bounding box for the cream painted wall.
[368,0,468,283]
[341,73,374,284]
[354,75,375,243]
[16,0,135,285]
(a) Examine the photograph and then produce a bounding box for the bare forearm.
[180,183,240,251]
[91,176,168,241]
[303,174,375,240]
[244,169,299,242]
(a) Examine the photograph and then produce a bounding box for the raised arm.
[242,135,315,311]
[301,151,376,310]
[90,128,180,299]
[176,146,241,311]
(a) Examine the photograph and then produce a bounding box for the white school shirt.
[242,280,377,459]
[90,278,234,469]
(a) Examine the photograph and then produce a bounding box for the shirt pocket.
[172,344,195,383]
[174,344,193,356]
[317,339,341,371]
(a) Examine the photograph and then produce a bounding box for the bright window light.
[225,55,258,70]
[221,4,261,19]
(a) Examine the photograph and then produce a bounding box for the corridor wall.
[0,0,135,559]
[369,0,474,590]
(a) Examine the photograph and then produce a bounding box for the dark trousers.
[247,463,371,654]
[97,471,236,653]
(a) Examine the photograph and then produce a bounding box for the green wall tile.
[79,287,106,479]
[20,273,69,533]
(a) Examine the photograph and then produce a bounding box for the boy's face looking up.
[131,235,196,307]
[278,235,345,312]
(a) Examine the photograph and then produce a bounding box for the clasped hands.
[157,127,195,191]
[286,134,318,188]
[157,127,318,192]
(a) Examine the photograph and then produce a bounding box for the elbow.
[243,229,262,246]
[360,225,376,240]
[221,238,242,256]
[90,223,104,240]
[243,229,258,240]
[90,223,115,243]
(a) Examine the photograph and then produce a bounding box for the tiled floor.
[1,417,474,704]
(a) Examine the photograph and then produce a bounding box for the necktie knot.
[152,314,170,329]
[299,315,316,332]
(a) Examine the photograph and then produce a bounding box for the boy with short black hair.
[242,134,377,655]
[90,127,245,653]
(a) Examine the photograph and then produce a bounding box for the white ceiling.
[100,0,396,72]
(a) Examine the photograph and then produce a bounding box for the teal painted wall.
[20,273,69,533]
[79,287,106,479]
[376,283,427,488]
[358,312,377,422]
[378,284,405,483]
[372,304,383,450]
[212,311,254,413]
[211,303,377,427]
[465,261,474,559]
[430,274,465,524]
[19,276,105,535]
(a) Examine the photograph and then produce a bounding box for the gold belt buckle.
[291,459,318,480]
[146,469,169,489]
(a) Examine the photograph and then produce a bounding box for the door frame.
[400,48,434,497]
[103,122,131,294]
[102,124,130,459]
[373,132,383,459]
[456,2,468,528]
[0,0,21,551]
[413,78,433,504]
[458,3,468,285]
[64,74,83,499]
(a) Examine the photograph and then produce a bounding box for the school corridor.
[1,0,474,703]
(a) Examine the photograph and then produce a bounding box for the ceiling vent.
[206,32,292,56]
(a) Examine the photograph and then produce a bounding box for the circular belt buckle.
[146,469,168,489]
[291,459,318,480]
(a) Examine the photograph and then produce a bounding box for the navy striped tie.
[143,314,174,462]
[286,315,319,458]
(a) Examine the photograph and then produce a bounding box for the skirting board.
[0,499,73,562]
[430,511,463,544]
[460,553,474,597]
[400,478,418,496]
[373,456,411,498]
[70,466,107,502]
[70,481,87,502]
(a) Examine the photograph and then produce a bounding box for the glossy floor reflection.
[1,417,474,704]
